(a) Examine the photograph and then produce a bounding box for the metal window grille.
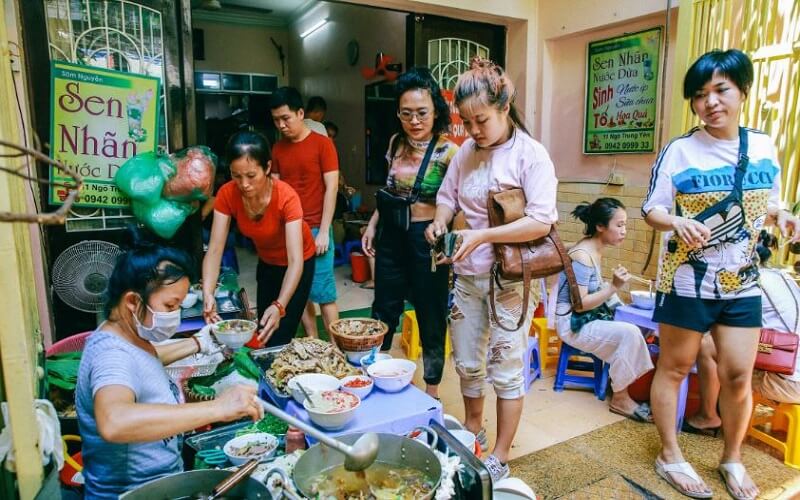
[44,0,169,231]
[428,37,490,90]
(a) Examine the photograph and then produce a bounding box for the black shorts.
[652,292,762,333]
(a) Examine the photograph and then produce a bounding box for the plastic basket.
[328,318,388,352]
[164,351,224,382]
[46,331,92,357]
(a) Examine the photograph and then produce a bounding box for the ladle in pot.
[255,396,379,471]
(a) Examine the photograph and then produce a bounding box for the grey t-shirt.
[76,331,183,499]
[556,260,601,305]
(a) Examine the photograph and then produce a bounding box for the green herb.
[235,414,288,437]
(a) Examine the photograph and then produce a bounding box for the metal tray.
[250,345,293,409]
[183,420,286,471]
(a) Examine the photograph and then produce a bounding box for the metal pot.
[292,431,442,499]
[119,469,272,499]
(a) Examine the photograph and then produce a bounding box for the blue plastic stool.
[333,243,347,267]
[524,336,541,391]
[221,246,239,274]
[334,240,363,267]
[553,342,609,400]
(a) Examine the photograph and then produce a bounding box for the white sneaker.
[484,454,510,483]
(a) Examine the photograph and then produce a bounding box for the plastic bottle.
[284,426,306,453]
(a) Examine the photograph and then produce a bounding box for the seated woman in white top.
[686,231,800,439]
[554,198,655,422]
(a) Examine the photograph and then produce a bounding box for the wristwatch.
[271,300,286,318]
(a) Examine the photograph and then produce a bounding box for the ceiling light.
[300,18,328,39]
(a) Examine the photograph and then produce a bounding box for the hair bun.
[469,56,497,72]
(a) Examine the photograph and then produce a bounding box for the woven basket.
[328,318,388,352]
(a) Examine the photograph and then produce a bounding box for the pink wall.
[542,10,678,187]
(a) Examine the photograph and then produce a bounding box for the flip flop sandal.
[609,403,652,423]
[682,420,721,437]
[718,462,758,500]
[654,459,712,499]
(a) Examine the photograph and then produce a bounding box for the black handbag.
[692,127,748,246]
[375,136,438,231]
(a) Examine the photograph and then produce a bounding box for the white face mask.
[134,304,181,342]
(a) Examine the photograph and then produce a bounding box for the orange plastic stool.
[530,317,560,370]
[401,310,452,360]
[748,393,800,469]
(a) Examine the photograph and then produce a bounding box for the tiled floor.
[236,246,624,461]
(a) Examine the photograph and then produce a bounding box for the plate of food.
[223,432,279,465]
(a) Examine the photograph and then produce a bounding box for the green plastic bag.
[114,152,172,205]
[187,349,262,398]
[132,198,195,239]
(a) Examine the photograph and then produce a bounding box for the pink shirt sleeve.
[520,142,558,224]
[436,144,463,213]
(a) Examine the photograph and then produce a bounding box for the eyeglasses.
[397,109,432,122]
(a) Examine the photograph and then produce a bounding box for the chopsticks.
[628,274,655,294]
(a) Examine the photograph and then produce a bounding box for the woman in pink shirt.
[427,58,558,482]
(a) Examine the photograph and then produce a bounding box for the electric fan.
[51,241,122,320]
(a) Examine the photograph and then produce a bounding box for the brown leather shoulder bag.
[487,188,583,331]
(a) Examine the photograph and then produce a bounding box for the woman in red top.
[202,131,316,346]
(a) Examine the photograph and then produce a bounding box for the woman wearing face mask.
[76,227,263,499]
[554,198,654,422]
[426,58,558,482]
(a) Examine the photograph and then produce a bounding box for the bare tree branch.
[0,139,83,225]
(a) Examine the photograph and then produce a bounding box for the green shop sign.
[49,61,160,208]
[584,27,662,154]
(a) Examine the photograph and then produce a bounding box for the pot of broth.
[292,432,442,500]
[119,469,272,499]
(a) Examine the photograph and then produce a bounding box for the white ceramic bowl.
[493,478,536,499]
[367,358,416,393]
[223,432,278,466]
[339,375,374,400]
[630,290,656,310]
[344,349,371,364]
[181,292,198,309]
[212,319,257,349]
[303,390,360,430]
[287,373,340,405]
[359,352,392,369]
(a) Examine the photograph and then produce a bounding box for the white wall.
[193,20,290,85]
[288,2,407,202]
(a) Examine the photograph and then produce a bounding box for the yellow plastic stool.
[401,310,452,360]
[530,317,560,370]
[748,393,800,469]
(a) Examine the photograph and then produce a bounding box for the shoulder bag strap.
[762,272,800,334]
[408,136,438,204]
[489,258,531,332]
[732,126,749,200]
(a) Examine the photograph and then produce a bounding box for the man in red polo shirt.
[270,87,339,338]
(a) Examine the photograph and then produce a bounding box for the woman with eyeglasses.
[361,67,459,399]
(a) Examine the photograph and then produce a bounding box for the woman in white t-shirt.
[427,57,558,483]
[642,49,800,500]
